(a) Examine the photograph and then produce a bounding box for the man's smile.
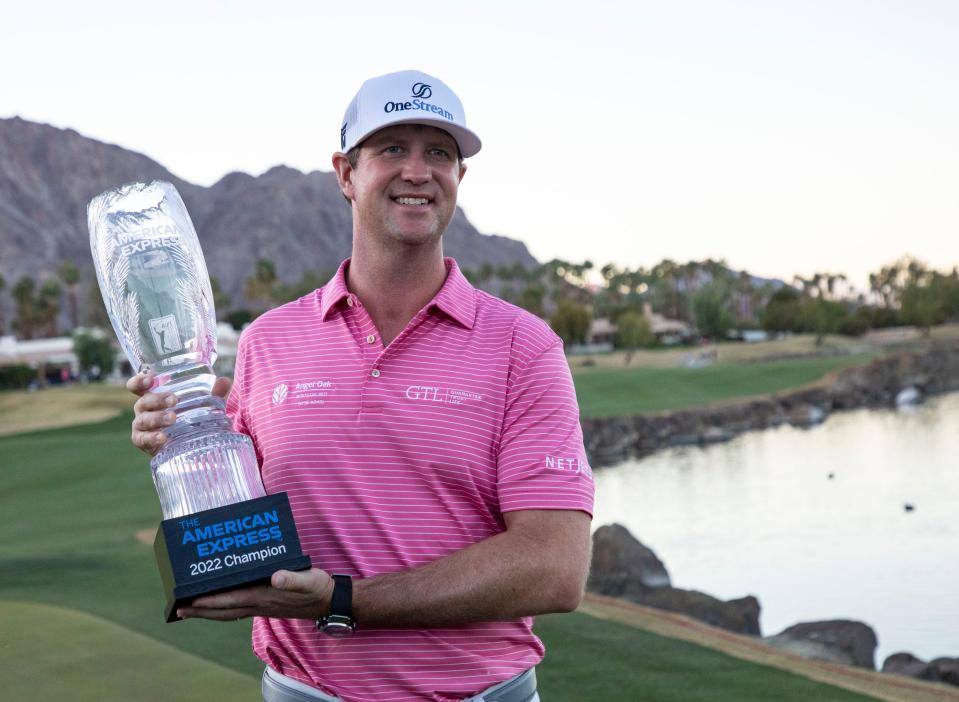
[392,196,432,206]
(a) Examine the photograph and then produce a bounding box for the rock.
[766,620,878,669]
[588,524,671,592]
[882,652,930,678]
[882,653,959,687]
[582,344,959,468]
[927,657,959,686]
[895,386,921,407]
[700,426,734,444]
[786,404,827,428]
[587,524,761,636]
[642,588,761,636]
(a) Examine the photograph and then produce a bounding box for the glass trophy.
[89,181,310,622]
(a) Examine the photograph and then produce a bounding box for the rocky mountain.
[0,116,537,325]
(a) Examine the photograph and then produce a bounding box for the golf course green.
[0,395,881,701]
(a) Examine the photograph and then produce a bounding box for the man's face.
[337,124,467,248]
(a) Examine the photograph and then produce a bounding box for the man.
[129,70,594,702]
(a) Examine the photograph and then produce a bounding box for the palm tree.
[59,260,80,331]
[245,258,278,310]
[36,279,63,337]
[12,276,37,340]
[0,273,6,335]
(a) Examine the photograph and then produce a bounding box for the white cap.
[340,70,482,158]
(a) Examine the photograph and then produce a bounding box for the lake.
[592,392,959,665]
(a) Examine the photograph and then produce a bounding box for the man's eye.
[383,145,403,154]
[428,148,452,159]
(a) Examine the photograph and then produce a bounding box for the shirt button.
[366,334,376,344]
[371,369,380,378]
[346,296,354,307]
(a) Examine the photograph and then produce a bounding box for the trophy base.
[153,492,312,623]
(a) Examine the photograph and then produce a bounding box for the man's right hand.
[127,372,233,456]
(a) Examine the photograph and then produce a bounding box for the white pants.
[263,666,540,702]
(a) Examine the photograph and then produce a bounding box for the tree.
[36,279,63,337]
[73,330,116,379]
[800,297,848,345]
[692,283,734,339]
[210,276,231,315]
[615,311,653,364]
[0,273,6,335]
[59,260,80,330]
[761,287,803,333]
[12,276,37,340]
[85,282,111,330]
[518,283,546,317]
[900,281,939,335]
[245,258,279,310]
[549,300,591,346]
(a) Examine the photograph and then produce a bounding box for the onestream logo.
[383,81,453,121]
[411,82,432,99]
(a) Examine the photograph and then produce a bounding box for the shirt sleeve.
[496,336,594,515]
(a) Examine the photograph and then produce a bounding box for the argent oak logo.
[411,82,432,99]
[272,384,288,406]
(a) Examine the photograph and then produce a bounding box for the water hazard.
[592,392,959,664]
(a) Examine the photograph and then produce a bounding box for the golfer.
[129,69,594,702]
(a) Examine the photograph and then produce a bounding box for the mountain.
[0,116,537,325]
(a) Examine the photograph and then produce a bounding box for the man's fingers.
[125,372,155,397]
[177,606,253,621]
[272,569,330,597]
[131,428,167,455]
[191,585,271,610]
[212,376,233,399]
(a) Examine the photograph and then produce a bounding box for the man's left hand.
[177,568,334,622]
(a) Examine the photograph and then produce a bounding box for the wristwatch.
[316,574,356,637]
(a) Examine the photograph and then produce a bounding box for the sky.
[2,0,958,292]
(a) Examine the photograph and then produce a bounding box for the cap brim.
[351,117,482,159]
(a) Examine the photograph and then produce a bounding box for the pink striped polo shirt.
[227,258,593,702]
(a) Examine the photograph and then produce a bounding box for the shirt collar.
[319,257,477,330]
[431,258,477,329]
[319,259,353,321]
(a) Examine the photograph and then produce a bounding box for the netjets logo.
[411,82,432,99]
[272,384,288,406]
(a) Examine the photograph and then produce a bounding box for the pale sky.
[2,0,958,292]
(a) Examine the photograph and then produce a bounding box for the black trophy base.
[154,492,312,623]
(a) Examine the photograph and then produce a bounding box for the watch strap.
[316,574,355,636]
[329,574,352,619]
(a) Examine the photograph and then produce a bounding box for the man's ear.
[332,152,355,200]
[458,161,467,184]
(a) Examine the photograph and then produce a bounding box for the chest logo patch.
[405,385,483,406]
[272,379,335,407]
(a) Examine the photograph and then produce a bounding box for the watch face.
[322,620,355,638]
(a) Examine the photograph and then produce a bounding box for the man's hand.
[126,371,233,456]
[176,568,334,622]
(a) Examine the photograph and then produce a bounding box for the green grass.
[0,411,880,700]
[572,354,874,417]
[0,601,258,702]
[535,613,877,701]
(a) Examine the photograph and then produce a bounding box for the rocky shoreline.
[581,341,959,467]
[589,524,959,687]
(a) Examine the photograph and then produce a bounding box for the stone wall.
[582,343,959,467]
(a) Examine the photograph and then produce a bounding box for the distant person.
[128,69,593,702]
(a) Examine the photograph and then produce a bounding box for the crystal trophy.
[89,180,310,622]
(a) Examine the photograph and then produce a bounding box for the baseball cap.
[340,70,482,158]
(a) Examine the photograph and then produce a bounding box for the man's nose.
[401,152,431,184]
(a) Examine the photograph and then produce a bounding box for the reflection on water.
[593,393,959,663]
